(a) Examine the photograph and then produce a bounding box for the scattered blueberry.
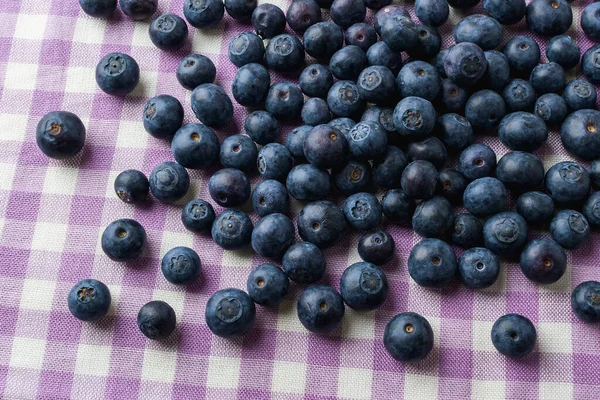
[143,95,184,139]
[183,0,224,28]
[483,211,529,257]
[415,0,449,27]
[347,121,388,161]
[286,164,331,201]
[95,52,140,96]
[459,143,496,180]
[225,0,257,21]
[571,281,600,323]
[304,125,349,169]
[191,83,233,128]
[357,66,397,105]
[257,143,293,182]
[581,3,600,42]
[583,191,600,229]
[465,90,506,130]
[458,247,499,289]
[482,0,526,25]
[361,107,396,135]
[252,179,290,217]
[503,36,540,76]
[397,61,441,101]
[366,42,403,76]
[561,109,600,161]
[544,161,590,204]
[328,80,366,118]
[114,169,149,204]
[454,14,503,51]
[68,279,111,321]
[301,98,331,126]
[437,168,469,204]
[380,16,418,53]
[299,64,334,98]
[286,125,313,160]
[345,23,377,52]
[265,34,305,72]
[220,134,258,171]
[550,209,590,250]
[534,93,568,126]
[149,161,190,203]
[437,79,469,114]
[286,0,321,33]
[211,210,253,250]
[303,22,344,61]
[330,0,366,29]
[384,312,434,363]
[283,242,326,284]
[408,238,457,287]
[251,3,286,38]
[297,200,346,248]
[520,238,566,284]
[149,14,188,51]
[329,117,358,139]
[358,231,394,265]
[502,79,536,112]
[247,264,289,306]
[137,301,176,340]
[228,32,265,67]
[245,111,279,145]
[252,213,295,259]
[407,24,442,61]
[208,168,250,207]
[526,0,572,37]
[232,63,271,108]
[393,96,436,138]
[177,54,216,90]
[545,34,580,70]
[181,199,215,233]
[101,219,146,262]
[161,246,201,285]
[206,288,256,337]
[266,82,304,121]
[496,151,545,192]
[516,191,554,225]
[436,113,473,152]
[480,50,511,91]
[342,192,382,231]
[498,112,547,152]
[79,0,117,17]
[120,0,157,20]
[444,42,487,86]
[297,285,345,333]
[340,262,389,311]
[333,159,373,196]
[172,123,219,169]
[582,45,600,84]
[330,45,368,81]
[36,111,86,159]
[529,62,566,94]
[381,189,415,224]
[412,196,454,238]
[491,314,536,358]
[562,79,597,111]
[407,137,447,170]
[374,5,410,36]
[452,213,483,248]
[401,160,439,200]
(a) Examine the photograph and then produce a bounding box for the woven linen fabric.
[1,0,600,398]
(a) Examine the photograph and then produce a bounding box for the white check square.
[206,356,241,389]
[19,279,56,311]
[75,344,111,376]
[10,337,46,369]
[31,222,68,252]
[4,63,38,90]
[14,14,48,40]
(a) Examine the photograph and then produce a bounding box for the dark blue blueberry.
[436,113,473,152]
[327,81,366,118]
[149,162,190,203]
[361,107,396,136]
[330,45,368,81]
[374,5,410,36]
[330,0,366,29]
[265,34,305,72]
[191,83,233,128]
[232,63,270,108]
[247,264,289,307]
[345,23,377,52]
[582,3,600,42]
[592,160,600,190]
[299,64,334,99]
[502,79,536,112]
[412,196,454,238]
[444,42,487,86]
[251,3,286,38]
[79,0,116,17]
[211,210,253,250]
[534,93,568,126]
[406,24,442,61]
[571,281,600,323]
[407,137,447,170]
[452,213,483,248]
[68,279,111,321]
[220,134,258,171]
[286,0,321,33]
[358,231,394,265]
[491,314,536,358]
[304,125,349,169]
[530,62,566,94]
[381,189,415,223]
[401,160,439,200]
[454,14,503,51]
[458,247,499,288]
[520,238,566,284]
[583,191,600,229]
[228,32,264,67]
[516,191,554,225]
[297,200,346,248]
[347,121,387,161]
[283,242,326,284]
[329,117,357,139]
[437,168,469,204]
[550,210,590,250]
[251,213,295,258]
[366,42,403,76]
[172,124,219,169]
[437,79,468,114]
[546,34,580,69]
[137,301,176,340]
[36,111,85,159]
[301,98,331,126]
[183,0,224,28]
[582,45,600,84]
[297,285,345,333]
[177,53,216,90]
[181,199,215,233]
[225,0,257,21]
[483,211,528,257]
[561,109,600,161]
[357,66,396,105]
[120,0,157,20]
[149,14,188,51]
[384,312,433,363]
[208,168,250,207]
[365,0,391,8]
[257,143,293,182]
[286,125,313,160]
[397,61,441,101]
[503,36,540,76]
[340,262,388,310]
[101,219,146,261]
[459,143,496,180]
[373,147,409,189]
[496,151,545,192]
[205,288,256,337]
[244,111,279,145]
[343,192,382,230]
[562,79,597,111]
[114,169,149,204]
[480,50,510,91]
[143,95,184,139]
[95,52,139,96]
[252,179,289,217]
[434,47,450,78]
[161,246,201,285]
[286,165,331,201]
[447,0,480,8]
[265,82,304,121]
[408,238,457,287]
[545,161,590,204]
[415,0,449,27]
[526,0,572,37]
[393,96,436,138]
[498,112,547,152]
[465,90,506,130]
[303,22,344,61]
[333,159,372,196]
[380,16,418,53]
[482,0,526,25]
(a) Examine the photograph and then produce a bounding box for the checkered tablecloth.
[1,0,599,398]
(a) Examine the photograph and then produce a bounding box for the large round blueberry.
[498,112,547,152]
[286,125,313,160]
[301,98,331,126]
[206,288,256,337]
[67,279,111,321]
[482,0,526,25]
[437,168,469,204]
[408,238,457,287]
[340,262,388,311]
[345,22,377,52]
[333,159,372,196]
[232,63,270,108]
[444,42,487,86]
[283,242,326,284]
[496,151,545,192]
[172,124,219,169]
[247,264,289,307]
[563,79,597,111]
[583,191,600,229]
[436,113,473,152]
[366,42,403,76]
[380,16,417,53]
[79,0,117,17]
[520,238,566,284]
[265,34,305,72]
[211,210,253,250]
[245,111,279,145]
[346,121,387,161]
[297,285,345,333]
[458,143,496,180]
[228,32,265,67]
[415,0,449,27]
[266,82,304,121]
[491,314,536,358]
[225,0,257,21]
[177,53,216,90]
[412,195,453,239]
[137,301,176,340]
[582,3,600,41]
[286,0,321,33]
[252,179,289,217]
[149,13,188,51]
[161,246,201,285]
[36,111,86,159]
[529,62,566,94]
[401,160,439,200]
[397,61,441,101]
[120,0,157,20]
[208,168,251,207]
[286,164,331,201]
[393,97,436,138]
[561,109,600,161]
[358,231,394,265]
[410,24,443,58]
[183,0,224,28]
[303,22,344,61]
[480,50,510,91]
[297,200,347,248]
[437,79,469,114]
[143,95,184,139]
[357,66,396,105]
[181,199,215,234]
[384,312,434,363]
[407,137,447,170]
[330,45,368,81]
[343,192,382,231]
[95,52,139,96]
[191,83,233,128]
[465,90,506,130]
[544,161,590,204]
[374,5,410,35]
[516,191,554,225]
[251,4,286,39]
[571,281,600,323]
[452,213,483,248]
[101,219,146,262]
[299,64,334,98]
[502,79,536,113]
[149,162,190,203]
[546,34,580,70]
[534,93,568,126]
[381,189,415,224]
[362,107,396,135]
[503,36,540,76]
[550,210,590,250]
[257,143,293,182]
[327,81,366,118]
[373,146,408,189]
[454,14,502,50]
[304,125,349,169]
[458,247,499,289]
[483,211,528,257]
[220,134,258,171]
[330,0,366,29]
[114,169,149,204]
[526,0,572,37]
[251,213,295,259]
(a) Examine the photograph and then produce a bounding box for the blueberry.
[177,54,216,90]
[397,61,441,101]
[384,312,434,363]
[458,247,499,288]
[301,98,331,126]
[329,117,357,138]
[491,314,536,358]
[437,168,469,204]
[546,34,580,70]
[436,113,473,152]
[36,111,85,159]
[252,179,289,217]
[172,124,219,169]
[245,111,279,145]
[297,285,345,333]
[357,66,396,105]
[347,121,388,161]
[68,279,111,321]
[374,5,410,36]
[149,162,190,203]
[149,14,188,51]
[257,143,293,182]
[247,264,289,306]
[266,82,304,121]
[562,79,597,111]
[499,112,547,152]
[286,0,321,33]
[364,0,391,8]
[232,63,270,108]
[79,0,117,17]
[407,137,447,170]
[101,219,146,262]
[225,0,257,21]
[465,90,506,130]
[183,0,224,28]
[161,246,201,285]
[581,3,600,42]
[454,14,503,51]
[545,161,590,204]
[361,107,396,135]
[299,64,334,98]
[220,134,258,171]
[482,0,526,25]
[408,238,457,287]
[496,151,545,192]
[286,164,331,201]
[283,242,326,284]
[119,0,157,20]
[366,42,403,76]
[434,47,451,78]
[550,210,590,250]
[333,159,373,196]
[191,83,233,128]
[503,36,540,76]
[251,3,286,38]
[452,213,483,248]
[447,0,480,8]
[483,211,529,257]
[561,109,600,161]
[206,288,256,337]
[380,16,418,53]
[228,32,265,67]
[406,25,442,61]
[114,169,149,204]
[208,168,251,207]
[571,281,600,323]
[340,262,388,310]
[459,143,496,180]
[343,192,382,231]
[330,46,368,81]
[520,238,566,284]
[393,97,436,138]
[526,0,572,37]
[143,95,184,139]
[516,191,554,225]
[137,301,176,340]
[480,50,510,91]
[534,93,568,126]
[529,62,566,95]
[303,22,344,61]
[297,200,346,248]
[286,125,313,160]
[358,231,394,265]
[592,160,600,190]
[181,199,215,233]
[412,196,454,238]
[345,23,377,52]
[414,0,449,27]
[583,191,600,229]
[327,81,366,118]
[211,210,253,250]
[582,45,600,84]
[330,0,366,29]
[95,52,139,96]
[304,125,349,169]
[437,79,469,114]
[502,79,536,112]
[373,147,408,189]
[265,34,305,72]
[381,189,415,223]
[401,160,439,200]
[251,213,295,258]
[444,42,487,86]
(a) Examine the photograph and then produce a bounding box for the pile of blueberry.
[36,0,600,362]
